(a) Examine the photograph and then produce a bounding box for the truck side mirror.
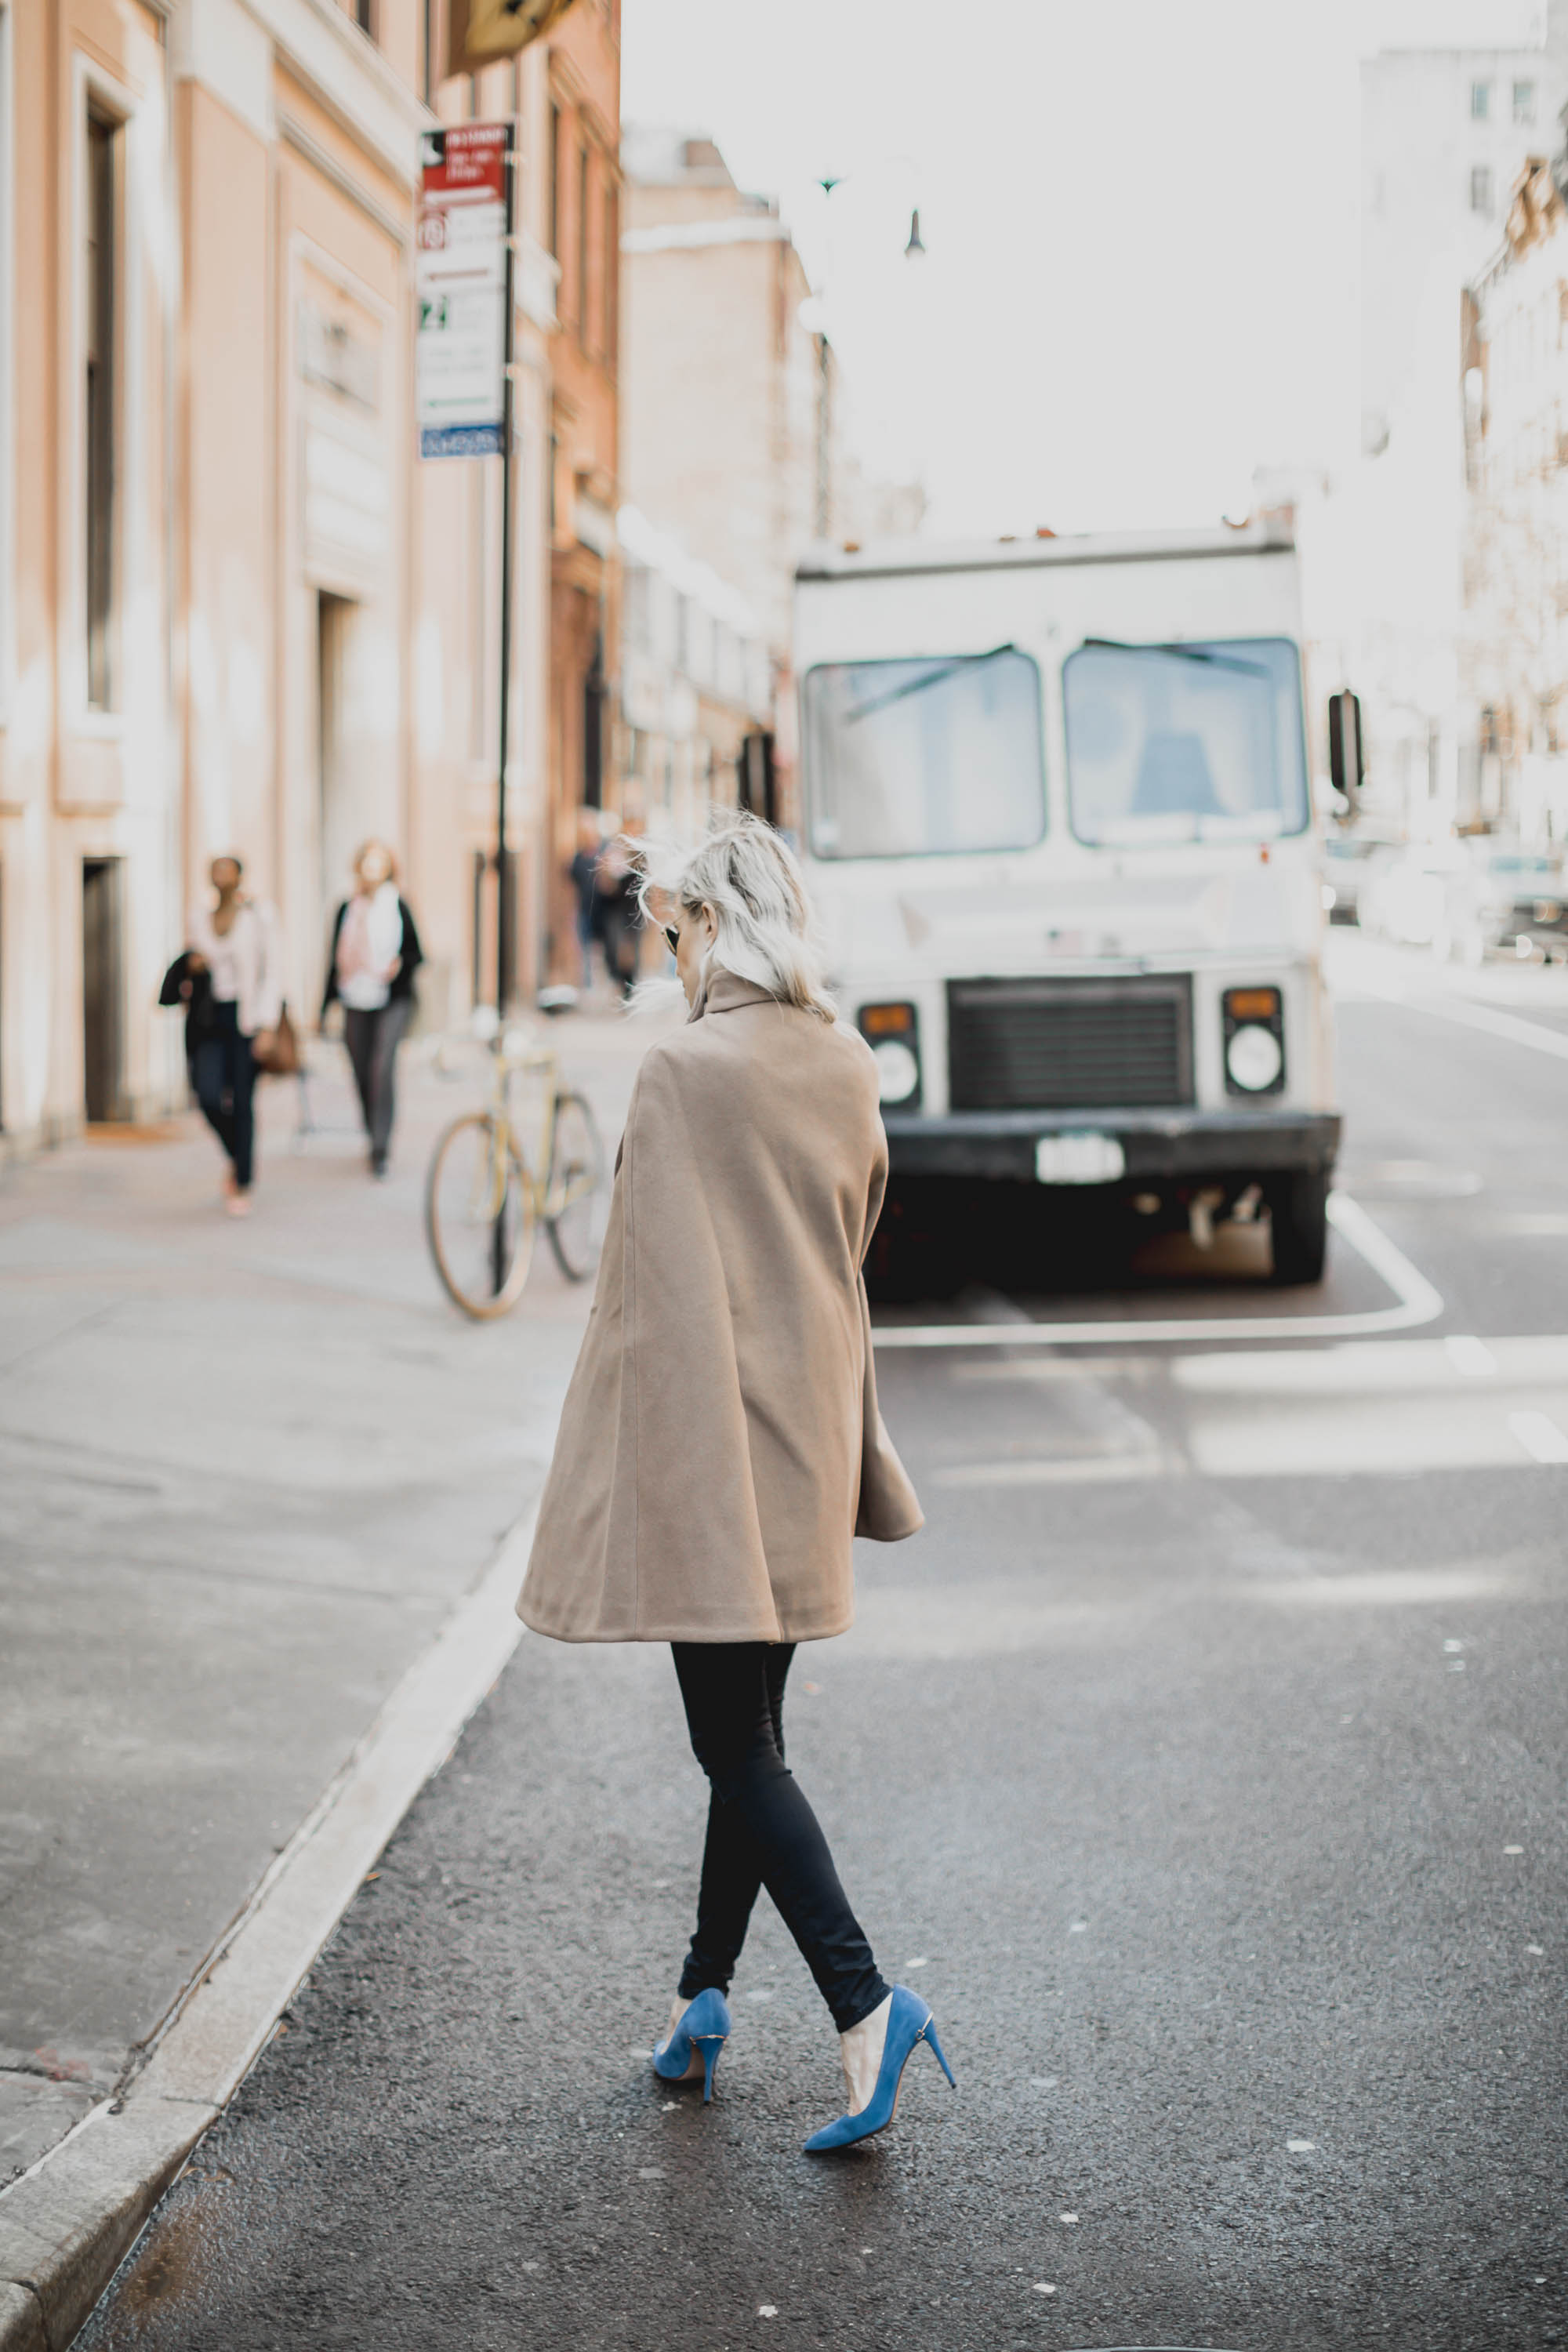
[1328,690,1363,810]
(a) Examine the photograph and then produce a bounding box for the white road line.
[1508,1410,1568,1464]
[932,1452,1176,1488]
[872,1190,1443,1351]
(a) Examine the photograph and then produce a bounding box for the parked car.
[1464,842,1568,960]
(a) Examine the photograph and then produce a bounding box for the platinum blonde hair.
[634,811,837,1022]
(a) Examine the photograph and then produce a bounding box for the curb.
[0,1508,537,2350]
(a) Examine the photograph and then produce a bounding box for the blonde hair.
[635,811,836,1022]
[354,837,399,888]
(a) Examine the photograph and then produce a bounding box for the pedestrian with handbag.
[517,814,953,2154]
[170,855,282,1218]
[321,840,424,1179]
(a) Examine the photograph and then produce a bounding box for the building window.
[1471,164,1494,216]
[1515,79,1536,125]
[548,105,561,258]
[1471,80,1490,121]
[577,143,590,343]
[85,109,119,713]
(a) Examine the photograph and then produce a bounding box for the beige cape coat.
[516,968,923,1643]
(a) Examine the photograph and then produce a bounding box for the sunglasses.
[663,924,681,955]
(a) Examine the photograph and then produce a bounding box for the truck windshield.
[1062,637,1308,844]
[802,647,1046,859]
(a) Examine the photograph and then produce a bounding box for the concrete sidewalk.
[0,1007,655,2194]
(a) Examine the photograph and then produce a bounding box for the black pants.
[672,1642,889,2034]
[191,1001,256,1189]
[343,997,412,1164]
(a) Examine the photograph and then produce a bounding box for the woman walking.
[178,855,281,1217]
[322,840,424,1178]
[517,815,953,2152]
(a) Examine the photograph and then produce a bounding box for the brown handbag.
[251,1004,300,1077]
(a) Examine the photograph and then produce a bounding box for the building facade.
[619,129,835,834]
[1463,155,1568,842]
[0,0,594,1156]
[540,0,619,982]
[617,503,769,835]
[1348,7,1568,835]
[619,129,924,844]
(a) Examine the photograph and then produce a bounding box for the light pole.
[808,169,925,543]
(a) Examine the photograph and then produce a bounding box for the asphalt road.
[80,952,1567,2352]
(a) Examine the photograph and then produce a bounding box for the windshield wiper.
[1081,637,1272,680]
[845,643,1017,724]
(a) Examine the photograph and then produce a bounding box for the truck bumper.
[881,1105,1342,1184]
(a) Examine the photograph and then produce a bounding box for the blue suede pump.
[802,1984,956,2153]
[652,1987,731,2103]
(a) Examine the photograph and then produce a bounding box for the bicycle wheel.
[544,1089,608,1281]
[426,1111,535,1318]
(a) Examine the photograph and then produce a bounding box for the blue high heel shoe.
[802,1984,956,2153]
[652,1987,731,2103]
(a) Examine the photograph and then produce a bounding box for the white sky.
[622,0,1544,538]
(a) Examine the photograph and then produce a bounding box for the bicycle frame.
[463,1039,596,1225]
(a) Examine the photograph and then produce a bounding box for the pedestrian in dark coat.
[321,840,424,1178]
[568,810,604,989]
[167,855,281,1216]
[517,815,953,2157]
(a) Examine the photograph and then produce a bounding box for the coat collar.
[688,964,776,1022]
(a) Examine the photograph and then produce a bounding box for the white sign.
[416,124,508,459]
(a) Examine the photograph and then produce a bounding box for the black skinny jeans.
[191,1001,256,1190]
[672,1642,889,2034]
[343,996,412,1163]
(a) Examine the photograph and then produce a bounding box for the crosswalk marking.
[1508,1410,1568,1465]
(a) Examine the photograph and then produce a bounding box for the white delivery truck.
[793,519,1341,1283]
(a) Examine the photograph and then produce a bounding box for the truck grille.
[946,975,1194,1111]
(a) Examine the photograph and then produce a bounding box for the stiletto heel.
[923,2018,956,2089]
[803,1985,956,2153]
[652,1987,731,2103]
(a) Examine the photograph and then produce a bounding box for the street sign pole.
[415,117,520,1298]
[488,125,518,1298]
[495,121,517,1021]
[415,118,517,1023]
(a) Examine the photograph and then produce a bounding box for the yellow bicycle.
[425,1022,607,1319]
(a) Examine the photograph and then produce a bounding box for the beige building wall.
[621,166,820,660]
[0,0,564,1154]
[0,0,180,1143]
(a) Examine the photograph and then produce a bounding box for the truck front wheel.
[1265,1169,1329,1286]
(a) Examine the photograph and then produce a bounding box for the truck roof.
[795,516,1296,584]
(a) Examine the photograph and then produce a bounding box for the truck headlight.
[858,1002,921,1107]
[871,1039,920,1102]
[1222,985,1285,1095]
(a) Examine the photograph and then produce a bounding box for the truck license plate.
[1035,1131,1126,1185]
